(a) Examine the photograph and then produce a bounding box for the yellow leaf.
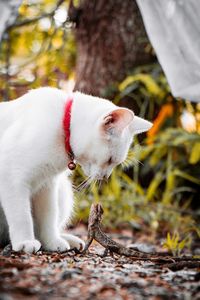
[91,183,99,202]
[52,36,63,49]
[189,142,200,164]
[146,172,163,201]
[110,170,121,198]
[174,169,200,185]
[18,4,27,16]
[178,239,186,251]
[119,74,164,98]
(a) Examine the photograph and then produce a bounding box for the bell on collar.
[68,161,76,170]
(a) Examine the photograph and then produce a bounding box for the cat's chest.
[30,163,65,193]
[30,148,68,194]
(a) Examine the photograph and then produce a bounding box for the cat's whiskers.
[75,174,104,193]
[133,157,144,166]
[75,175,93,192]
[82,177,93,191]
[122,155,143,169]
[88,179,95,192]
[99,178,104,188]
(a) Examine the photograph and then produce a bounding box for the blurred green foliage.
[74,66,200,253]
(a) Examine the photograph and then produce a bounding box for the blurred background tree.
[0,0,76,100]
[0,0,199,254]
[69,0,154,97]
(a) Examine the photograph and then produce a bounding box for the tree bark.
[70,0,154,97]
[0,0,22,43]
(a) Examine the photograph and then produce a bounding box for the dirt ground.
[0,226,199,300]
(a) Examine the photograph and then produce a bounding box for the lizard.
[82,203,152,258]
[81,204,200,265]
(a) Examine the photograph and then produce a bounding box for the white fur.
[0,87,152,253]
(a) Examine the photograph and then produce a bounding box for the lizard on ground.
[82,203,152,258]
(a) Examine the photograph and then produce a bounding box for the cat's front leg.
[33,180,70,252]
[0,186,41,254]
[57,173,85,251]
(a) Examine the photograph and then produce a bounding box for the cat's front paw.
[12,239,41,254]
[61,234,85,251]
[43,237,70,252]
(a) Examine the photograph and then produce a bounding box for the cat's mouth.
[94,175,107,180]
[79,163,111,183]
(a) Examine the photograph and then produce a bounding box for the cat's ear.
[102,108,134,135]
[129,116,153,135]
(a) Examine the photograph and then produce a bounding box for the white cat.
[0,87,152,254]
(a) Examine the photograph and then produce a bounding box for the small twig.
[8,12,54,29]
[7,0,66,30]
[165,261,200,271]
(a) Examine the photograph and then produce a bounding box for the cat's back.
[0,87,67,138]
[0,100,18,137]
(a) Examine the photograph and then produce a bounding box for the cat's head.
[71,92,152,180]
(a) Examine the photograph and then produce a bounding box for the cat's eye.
[104,115,113,126]
[108,157,112,165]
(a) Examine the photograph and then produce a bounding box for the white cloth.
[136,0,200,102]
[0,0,22,42]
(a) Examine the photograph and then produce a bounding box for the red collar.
[63,96,76,170]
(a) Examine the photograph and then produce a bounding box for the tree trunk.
[70,0,154,97]
[0,0,22,42]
